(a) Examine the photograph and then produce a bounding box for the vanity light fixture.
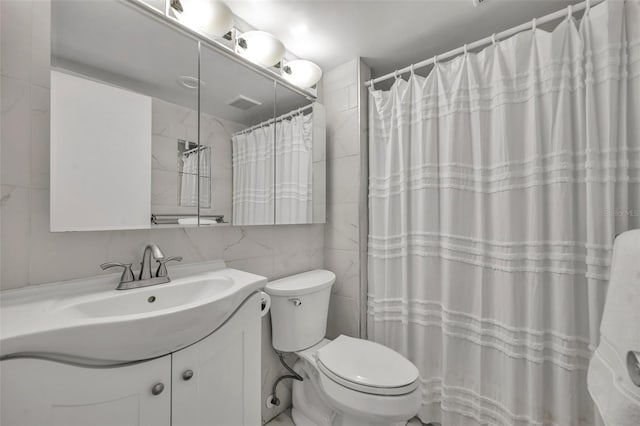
[170,0,233,38]
[167,2,320,92]
[281,59,323,89]
[236,30,285,68]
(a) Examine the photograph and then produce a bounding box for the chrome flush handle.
[288,298,302,307]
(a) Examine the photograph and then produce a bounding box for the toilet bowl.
[265,270,420,426]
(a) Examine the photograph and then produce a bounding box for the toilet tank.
[264,270,336,352]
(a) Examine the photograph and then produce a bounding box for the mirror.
[274,84,326,224]
[51,0,199,230]
[50,0,325,231]
[200,44,275,226]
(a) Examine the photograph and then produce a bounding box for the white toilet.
[265,270,421,426]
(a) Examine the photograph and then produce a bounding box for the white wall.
[0,0,323,422]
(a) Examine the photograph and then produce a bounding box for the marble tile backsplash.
[0,0,324,423]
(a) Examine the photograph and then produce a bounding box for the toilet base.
[291,360,334,426]
[291,356,418,426]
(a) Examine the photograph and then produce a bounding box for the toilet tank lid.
[265,270,336,296]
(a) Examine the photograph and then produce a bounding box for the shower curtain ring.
[567,5,573,20]
[394,70,399,80]
[491,33,497,45]
[410,64,415,75]
[586,0,591,14]
[433,54,438,65]
[532,18,537,32]
[463,44,468,55]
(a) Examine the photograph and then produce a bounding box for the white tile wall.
[358,58,371,337]
[325,202,360,250]
[323,58,370,339]
[0,1,324,422]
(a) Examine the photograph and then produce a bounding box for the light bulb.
[236,31,285,68]
[173,0,233,38]
[281,60,322,88]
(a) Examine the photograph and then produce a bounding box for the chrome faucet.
[101,244,182,290]
[140,243,165,280]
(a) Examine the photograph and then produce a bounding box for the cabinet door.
[0,355,171,426]
[172,293,261,426]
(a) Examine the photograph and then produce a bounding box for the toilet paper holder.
[627,351,640,388]
[260,291,271,317]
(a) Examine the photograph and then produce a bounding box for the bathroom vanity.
[0,0,327,423]
[0,261,265,426]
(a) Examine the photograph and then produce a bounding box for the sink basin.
[69,278,234,318]
[0,260,266,364]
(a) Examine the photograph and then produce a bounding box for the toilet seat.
[315,335,419,396]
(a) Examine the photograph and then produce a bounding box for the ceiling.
[225,0,582,77]
[51,0,585,116]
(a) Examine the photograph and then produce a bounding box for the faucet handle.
[101,262,136,284]
[156,256,183,278]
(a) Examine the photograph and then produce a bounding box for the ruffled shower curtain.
[368,1,640,425]
[232,112,314,225]
[180,148,211,208]
[276,113,313,224]
[232,126,274,225]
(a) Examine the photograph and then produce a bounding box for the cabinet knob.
[151,382,165,396]
[182,369,194,381]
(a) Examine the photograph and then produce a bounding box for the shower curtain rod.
[183,145,209,155]
[234,103,313,136]
[365,0,604,87]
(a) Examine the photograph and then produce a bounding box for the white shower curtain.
[232,111,314,225]
[232,125,274,225]
[180,148,211,208]
[368,2,640,425]
[276,112,313,224]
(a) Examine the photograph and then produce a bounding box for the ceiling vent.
[227,95,262,110]
[473,0,489,6]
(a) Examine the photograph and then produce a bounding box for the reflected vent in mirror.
[227,95,262,110]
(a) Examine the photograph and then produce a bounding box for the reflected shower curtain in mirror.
[276,113,313,223]
[180,149,211,208]
[232,125,275,225]
[368,2,640,425]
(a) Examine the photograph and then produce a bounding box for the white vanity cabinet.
[172,293,261,426]
[0,355,171,426]
[0,292,262,426]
